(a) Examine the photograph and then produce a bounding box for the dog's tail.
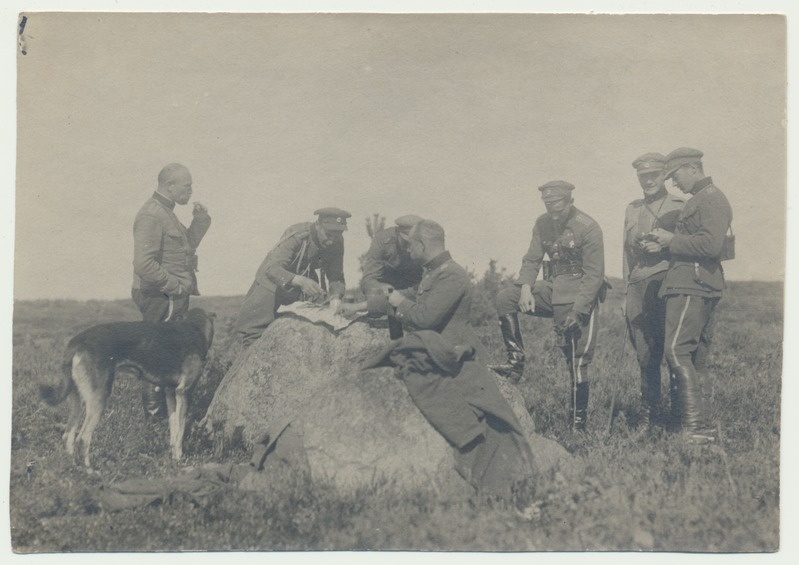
[40,343,77,405]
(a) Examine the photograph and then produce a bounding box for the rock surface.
[204,316,568,492]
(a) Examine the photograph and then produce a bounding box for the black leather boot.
[571,381,589,432]
[640,366,661,428]
[674,365,715,443]
[142,383,167,420]
[488,313,526,383]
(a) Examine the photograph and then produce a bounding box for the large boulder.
[204,316,568,493]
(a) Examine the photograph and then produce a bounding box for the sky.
[10,8,788,300]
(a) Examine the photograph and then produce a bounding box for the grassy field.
[9,281,782,552]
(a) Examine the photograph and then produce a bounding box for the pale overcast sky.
[11,10,788,300]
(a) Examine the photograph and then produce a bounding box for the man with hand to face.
[132,162,212,419]
[623,153,685,428]
[491,180,605,432]
[235,207,349,348]
[649,148,733,444]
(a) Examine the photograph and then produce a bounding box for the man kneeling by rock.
[362,219,535,494]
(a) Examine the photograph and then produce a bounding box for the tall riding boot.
[639,366,661,428]
[570,381,589,432]
[142,383,167,420]
[488,313,526,383]
[674,365,715,443]
[567,361,589,432]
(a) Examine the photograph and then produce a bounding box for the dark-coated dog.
[40,308,215,467]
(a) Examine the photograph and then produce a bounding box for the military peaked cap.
[314,207,351,231]
[664,147,703,178]
[394,214,424,230]
[632,152,666,173]
[539,180,575,202]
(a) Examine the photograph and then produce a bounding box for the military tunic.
[622,191,685,386]
[132,191,212,322]
[496,206,605,377]
[392,251,485,358]
[659,177,732,373]
[235,222,346,347]
[132,190,211,419]
[360,226,423,294]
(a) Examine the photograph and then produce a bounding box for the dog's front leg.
[173,385,189,461]
[164,388,181,460]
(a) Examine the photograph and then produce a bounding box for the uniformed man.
[368,220,533,491]
[491,180,605,431]
[132,162,212,419]
[235,207,350,348]
[650,148,733,443]
[357,214,424,338]
[360,214,424,295]
[374,219,485,356]
[623,153,685,427]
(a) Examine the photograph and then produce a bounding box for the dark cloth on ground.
[98,463,252,512]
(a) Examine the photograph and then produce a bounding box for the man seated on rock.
[235,207,350,348]
[362,220,535,493]
[361,219,484,355]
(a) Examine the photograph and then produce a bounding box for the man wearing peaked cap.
[235,207,350,347]
[539,180,575,202]
[360,214,424,294]
[355,214,425,337]
[622,152,685,428]
[394,214,424,230]
[662,147,704,180]
[490,180,606,433]
[649,148,733,444]
[314,207,351,231]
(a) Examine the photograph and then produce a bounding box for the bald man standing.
[132,163,212,419]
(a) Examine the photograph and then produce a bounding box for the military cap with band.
[539,180,575,202]
[664,147,703,179]
[314,207,351,231]
[632,152,666,174]
[394,214,424,230]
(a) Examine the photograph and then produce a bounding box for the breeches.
[663,294,719,374]
[235,281,301,346]
[496,282,598,379]
[625,272,667,372]
[132,288,190,322]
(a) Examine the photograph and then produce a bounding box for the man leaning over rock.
[235,208,350,348]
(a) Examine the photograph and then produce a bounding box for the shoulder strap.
[641,198,667,227]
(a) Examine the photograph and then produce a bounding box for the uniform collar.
[549,205,576,225]
[424,251,452,271]
[691,176,713,195]
[644,187,668,204]
[152,191,175,211]
[309,223,322,250]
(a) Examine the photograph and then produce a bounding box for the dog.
[40,308,215,468]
